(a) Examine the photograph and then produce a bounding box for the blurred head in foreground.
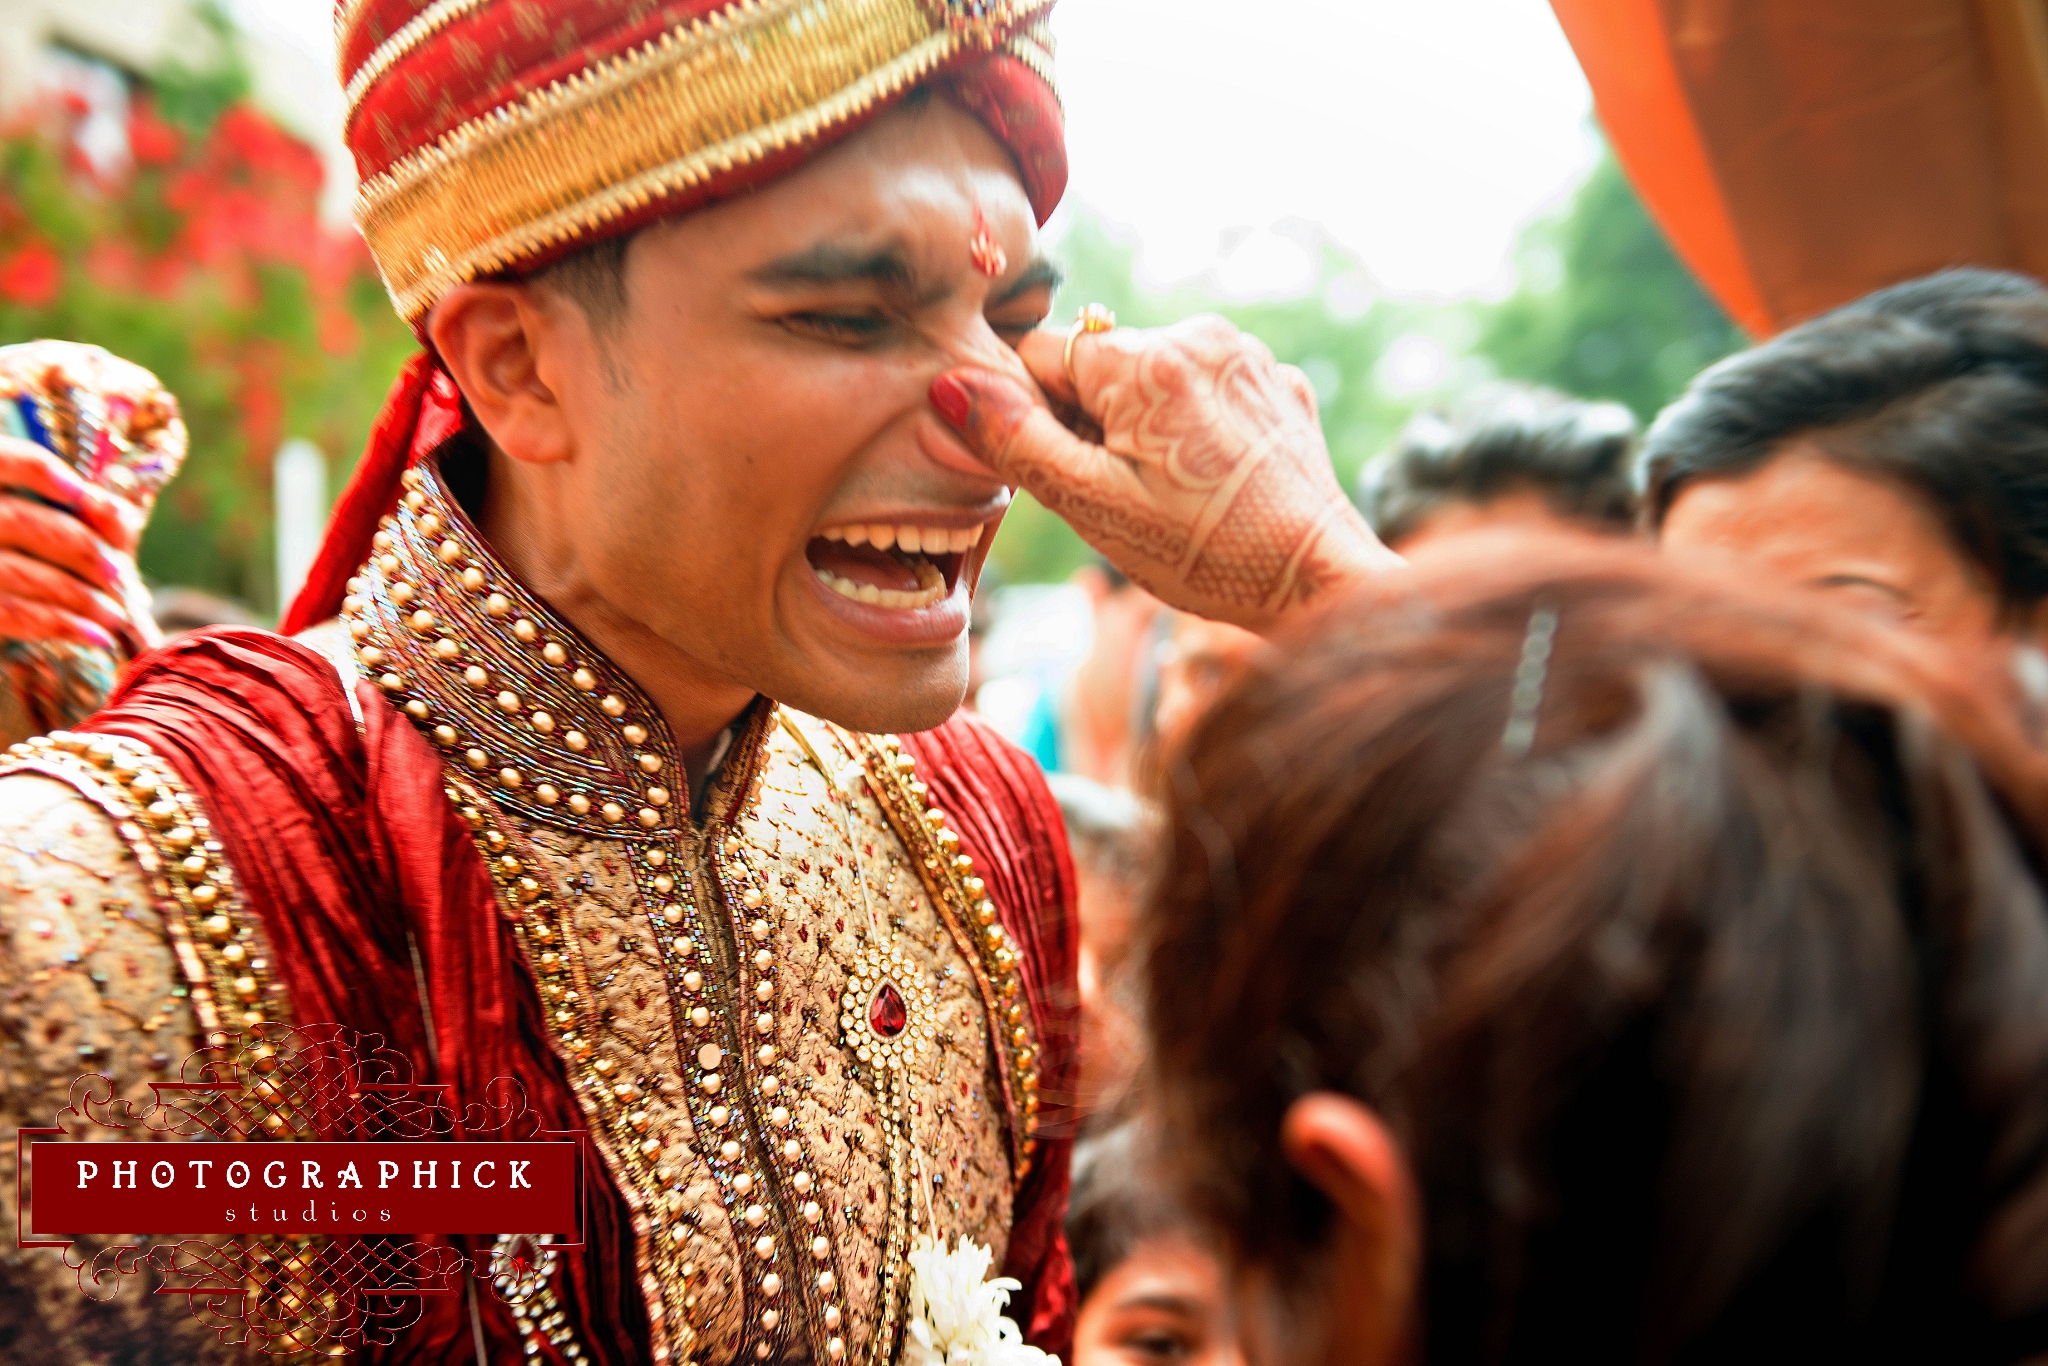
[1358,384,1638,554]
[1145,533,2048,1366]
[1070,1123,1245,1366]
[1648,268,2048,656]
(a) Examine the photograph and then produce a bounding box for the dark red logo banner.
[29,1141,578,1235]
[12,1023,591,1356]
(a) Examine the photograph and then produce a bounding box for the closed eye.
[781,311,891,345]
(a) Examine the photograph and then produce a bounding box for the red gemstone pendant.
[869,982,909,1039]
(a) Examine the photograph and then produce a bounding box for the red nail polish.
[929,373,972,430]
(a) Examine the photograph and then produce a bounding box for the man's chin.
[771,656,968,737]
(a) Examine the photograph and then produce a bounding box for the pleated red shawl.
[83,627,1079,1363]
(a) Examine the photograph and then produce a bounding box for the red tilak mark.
[969,210,1008,278]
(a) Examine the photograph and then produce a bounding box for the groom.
[0,2,1392,1361]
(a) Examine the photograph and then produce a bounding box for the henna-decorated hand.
[0,435,157,657]
[930,315,1399,634]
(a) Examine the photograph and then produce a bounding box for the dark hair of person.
[1357,384,1639,542]
[1066,1122,1194,1302]
[1145,533,2048,1364]
[533,232,635,332]
[1641,267,2048,617]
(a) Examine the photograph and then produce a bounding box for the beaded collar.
[339,457,752,842]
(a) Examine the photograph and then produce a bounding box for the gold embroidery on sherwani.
[348,458,1039,1366]
[0,732,286,1042]
[0,738,288,1363]
[0,778,239,1364]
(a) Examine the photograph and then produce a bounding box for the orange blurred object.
[1552,0,2048,335]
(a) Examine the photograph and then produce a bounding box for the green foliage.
[0,78,416,616]
[151,1,254,134]
[1476,147,1747,421]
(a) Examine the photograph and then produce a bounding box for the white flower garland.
[901,1234,1060,1366]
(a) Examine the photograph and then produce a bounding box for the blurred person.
[1357,383,1638,554]
[1648,268,2048,662]
[1024,558,1168,784]
[1142,534,2048,1366]
[0,343,176,746]
[1047,772,1154,1120]
[149,584,259,639]
[1153,613,1263,757]
[1069,1122,1245,1366]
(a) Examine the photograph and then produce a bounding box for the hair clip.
[1502,605,1559,757]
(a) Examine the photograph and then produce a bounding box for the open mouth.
[806,523,985,611]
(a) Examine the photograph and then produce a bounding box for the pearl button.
[697,1045,722,1069]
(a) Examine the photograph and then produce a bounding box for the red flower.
[127,104,182,167]
[0,242,63,307]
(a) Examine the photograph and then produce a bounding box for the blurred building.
[0,0,352,222]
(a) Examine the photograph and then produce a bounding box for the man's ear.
[1281,1092,1420,1366]
[427,282,577,467]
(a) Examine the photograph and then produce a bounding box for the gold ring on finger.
[1063,303,1117,386]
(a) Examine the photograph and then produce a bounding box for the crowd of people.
[0,2,2044,1359]
[991,266,2048,1364]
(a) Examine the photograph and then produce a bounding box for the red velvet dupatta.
[82,627,1078,1363]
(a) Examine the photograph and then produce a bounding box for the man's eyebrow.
[749,243,919,292]
[1111,1292,1205,1316]
[993,256,1064,306]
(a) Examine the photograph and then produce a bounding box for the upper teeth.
[820,525,983,555]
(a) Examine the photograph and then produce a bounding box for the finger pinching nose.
[1064,304,1117,386]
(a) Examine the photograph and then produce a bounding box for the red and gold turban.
[286,0,1066,632]
[337,0,1067,325]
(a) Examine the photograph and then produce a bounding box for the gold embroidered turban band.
[337,0,1067,326]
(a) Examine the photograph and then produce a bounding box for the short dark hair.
[1357,384,1638,541]
[1642,267,2048,616]
[1146,534,2048,1362]
[1066,1123,1192,1301]
[531,231,635,331]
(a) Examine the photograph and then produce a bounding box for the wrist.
[1260,505,1400,637]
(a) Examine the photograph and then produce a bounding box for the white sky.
[235,0,1597,301]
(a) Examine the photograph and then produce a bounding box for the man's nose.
[922,309,1036,392]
